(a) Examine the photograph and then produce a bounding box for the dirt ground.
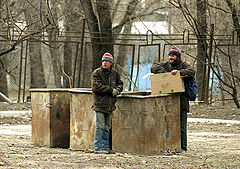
[0,102,240,168]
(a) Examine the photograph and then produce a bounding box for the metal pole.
[162,44,166,60]
[81,41,88,85]
[72,42,79,88]
[22,40,29,102]
[77,19,86,88]
[133,45,141,91]
[210,46,216,104]
[158,44,161,62]
[17,41,24,103]
[128,45,135,91]
[204,24,214,104]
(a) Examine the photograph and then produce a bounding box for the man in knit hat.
[91,52,123,154]
[150,47,195,152]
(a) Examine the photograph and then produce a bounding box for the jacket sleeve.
[150,62,167,73]
[91,69,113,95]
[180,62,195,78]
[115,72,123,93]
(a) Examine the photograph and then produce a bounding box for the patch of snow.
[0,125,31,135]
[0,110,32,117]
[189,132,238,137]
[188,118,240,124]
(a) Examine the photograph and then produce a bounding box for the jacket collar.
[101,66,112,72]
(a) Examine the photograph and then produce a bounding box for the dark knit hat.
[101,53,114,63]
[168,47,182,58]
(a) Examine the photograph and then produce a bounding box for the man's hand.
[112,89,119,96]
[171,70,178,75]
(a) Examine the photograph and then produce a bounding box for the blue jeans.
[180,109,188,151]
[94,111,112,151]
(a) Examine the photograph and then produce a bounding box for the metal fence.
[0,28,239,102]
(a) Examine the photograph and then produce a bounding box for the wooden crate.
[113,93,181,154]
[31,89,71,148]
[69,90,181,154]
[69,89,95,150]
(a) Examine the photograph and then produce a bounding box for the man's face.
[102,60,112,70]
[169,54,178,63]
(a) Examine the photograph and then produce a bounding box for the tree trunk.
[80,0,101,71]
[80,0,113,71]
[232,87,240,108]
[48,30,62,88]
[196,0,207,101]
[63,41,72,88]
[22,0,47,88]
[29,41,46,88]
[62,0,75,88]
[48,1,62,88]
[225,0,240,43]
[0,0,8,101]
[0,57,8,101]
[96,0,114,64]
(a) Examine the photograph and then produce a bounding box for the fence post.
[204,24,214,104]
[17,41,24,103]
[77,19,86,88]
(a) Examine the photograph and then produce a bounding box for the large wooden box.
[30,89,71,148]
[69,89,95,150]
[113,93,181,154]
[69,89,181,154]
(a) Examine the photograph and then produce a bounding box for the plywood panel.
[70,92,95,150]
[112,94,181,154]
[50,92,71,148]
[31,92,51,146]
[31,90,71,148]
[69,90,181,154]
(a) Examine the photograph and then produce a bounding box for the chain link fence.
[0,40,80,102]
[1,31,238,102]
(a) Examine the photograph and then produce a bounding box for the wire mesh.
[0,30,239,103]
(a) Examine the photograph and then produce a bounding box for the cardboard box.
[150,72,185,95]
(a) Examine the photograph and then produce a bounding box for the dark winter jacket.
[150,60,195,110]
[91,66,123,113]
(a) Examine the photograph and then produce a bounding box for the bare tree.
[0,0,8,101]
[80,0,113,70]
[22,0,48,88]
[224,0,240,42]
[196,0,207,101]
[168,0,240,107]
[0,0,55,90]
[62,0,81,88]
[47,0,62,88]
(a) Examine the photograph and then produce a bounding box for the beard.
[170,58,181,65]
[169,59,176,63]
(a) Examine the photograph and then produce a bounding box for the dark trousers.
[180,109,188,151]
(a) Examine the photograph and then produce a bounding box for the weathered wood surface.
[31,90,71,148]
[113,94,181,154]
[31,89,181,154]
[69,89,181,154]
[70,91,95,150]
